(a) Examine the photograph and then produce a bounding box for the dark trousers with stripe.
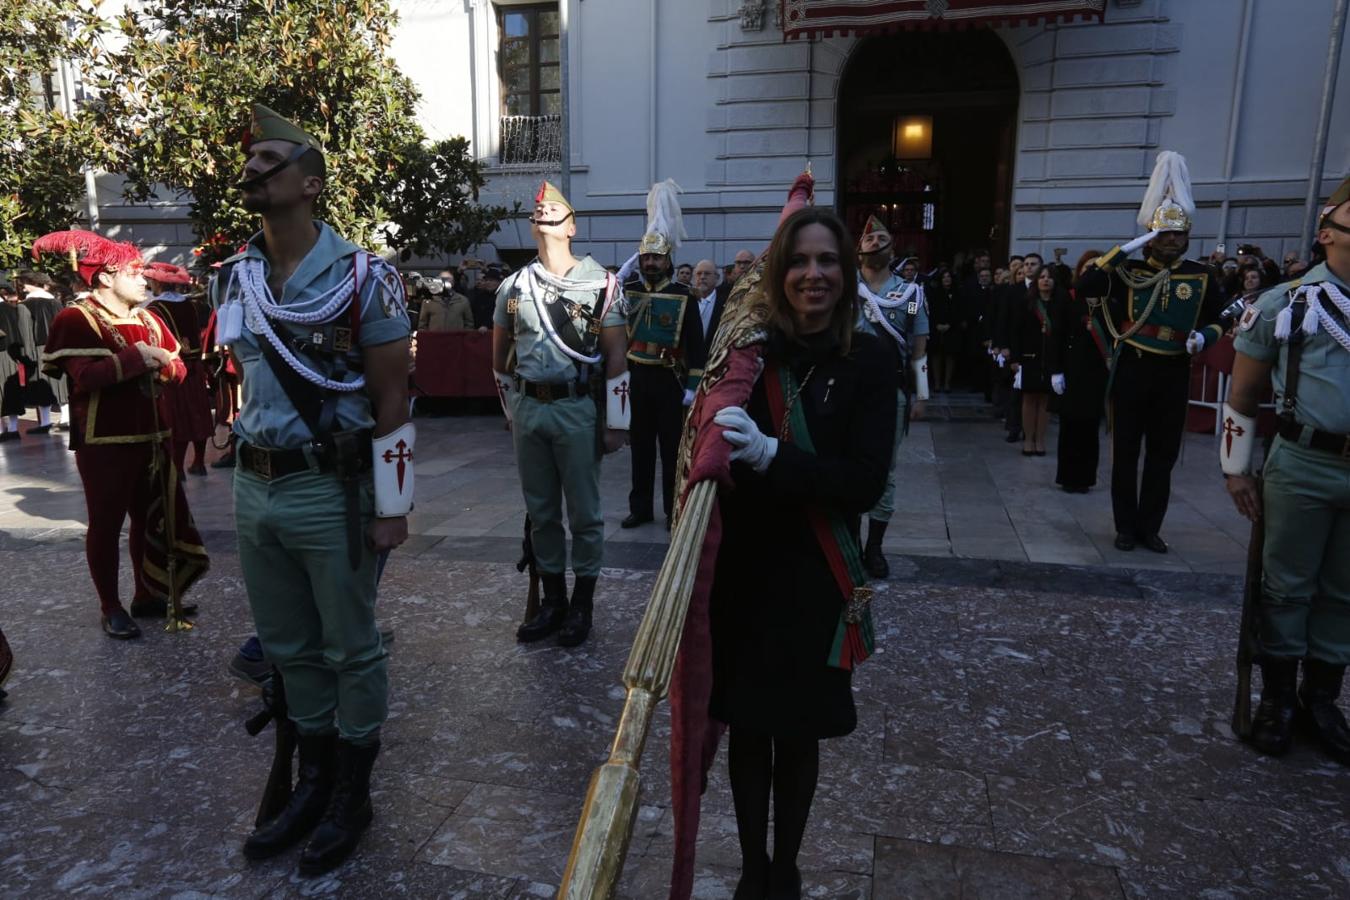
[628,363,683,520]
[1109,349,1190,538]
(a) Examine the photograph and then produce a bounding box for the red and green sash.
[1034,297,1051,336]
[763,363,875,671]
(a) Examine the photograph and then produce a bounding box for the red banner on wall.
[781,0,1106,39]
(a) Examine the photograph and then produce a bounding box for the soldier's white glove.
[1122,229,1161,255]
[1012,369,1022,391]
[1051,373,1066,395]
[682,388,696,407]
[616,251,640,285]
[714,406,777,474]
[1186,331,1206,354]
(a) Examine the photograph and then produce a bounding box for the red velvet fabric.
[668,343,764,900]
[411,330,497,398]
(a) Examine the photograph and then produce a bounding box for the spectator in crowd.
[691,259,725,346]
[674,262,693,286]
[959,266,994,398]
[1282,250,1301,277]
[731,249,755,284]
[992,267,1008,286]
[416,272,474,331]
[927,268,958,393]
[1051,250,1108,493]
[1238,263,1266,304]
[1008,265,1064,456]
[469,264,505,331]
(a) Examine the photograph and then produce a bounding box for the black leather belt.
[239,437,373,481]
[1278,420,1350,459]
[519,379,587,402]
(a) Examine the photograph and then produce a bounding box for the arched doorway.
[836,31,1019,268]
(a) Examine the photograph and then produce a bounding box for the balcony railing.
[498,114,561,168]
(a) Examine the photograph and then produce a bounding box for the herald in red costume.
[144,262,215,473]
[35,230,209,635]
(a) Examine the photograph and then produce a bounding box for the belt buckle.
[250,446,273,480]
[537,382,553,403]
[1156,326,1174,342]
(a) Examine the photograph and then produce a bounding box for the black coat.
[1047,292,1109,421]
[709,330,897,739]
[1008,292,1067,394]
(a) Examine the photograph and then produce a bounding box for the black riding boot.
[1249,657,1299,757]
[862,519,889,580]
[558,575,595,648]
[517,573,568,643]
[299,739,380,876]
[1298,658,1350,766]
[243,732,337,859]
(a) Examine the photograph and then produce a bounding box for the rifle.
[518,515,540,624]
[1232,498,1265,740]
[244,668,296,826]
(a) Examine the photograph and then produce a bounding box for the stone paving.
[1,404,1348,898]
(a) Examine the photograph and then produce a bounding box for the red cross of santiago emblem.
[1222,416,1245,456]
[382,439,414,492]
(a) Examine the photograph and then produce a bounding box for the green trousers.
[511,393,605,577]
[869,391,909,523]
[234,467,387,744]
[1260,435,1350,665]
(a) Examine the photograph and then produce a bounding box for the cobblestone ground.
[2,408,1347,898]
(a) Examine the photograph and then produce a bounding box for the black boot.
[862,519,889,580]
[1298,658,1350,766]
[733,852,769,900]
[243,732,337,859]
[558,575,595,648]
[298,739,379,876]
[517,573,567,643]
[1249,658,1299,757]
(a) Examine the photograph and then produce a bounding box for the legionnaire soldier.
[34,229,210,637]
[1221,175,1350,766]
[493,181,630,648]
[622,179,706,530]
[212,104,413,875]
[855,216,929,578]
[1079,151,1226,554]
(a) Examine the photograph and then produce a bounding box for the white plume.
[645,178,687,249]
[1137,150,1195,229]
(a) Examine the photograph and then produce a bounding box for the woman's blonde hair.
[762,207,858,355]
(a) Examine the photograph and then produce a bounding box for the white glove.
[713,406,778,474]
[1051,373,1066,395]
[682,388,696,407]
[616,251,640,285]
[1122,229,1161,255]
[1186,331,1205,354]
[1012,369,1022,390]
[995,354,1006,368]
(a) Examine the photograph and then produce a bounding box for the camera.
[405,272,444,296]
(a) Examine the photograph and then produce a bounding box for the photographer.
[413,271,474,332]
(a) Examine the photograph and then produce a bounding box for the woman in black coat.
[1008,266,1067,456]
[708,207,897,899]
[1050,251,1110,492]
[926,268,958,392]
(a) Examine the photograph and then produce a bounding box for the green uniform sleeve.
[358,260,412,347]
[1232,285,1288,362]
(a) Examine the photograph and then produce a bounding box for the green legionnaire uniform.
[493,181,629,647]
[1223,174,1350,766]
[855,217,931,578]
[1078,151,1226,553]
[214,104,414,875]
[622,179,706,529]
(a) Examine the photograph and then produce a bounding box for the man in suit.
[691,259,725,347]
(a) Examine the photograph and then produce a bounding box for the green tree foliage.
[90,0,507,264]
[0,0,103,270]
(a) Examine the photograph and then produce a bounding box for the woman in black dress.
[708,207,897,899]
[927,268,958,392]
[1050,251,1109,492]
[1009,266,1065,455]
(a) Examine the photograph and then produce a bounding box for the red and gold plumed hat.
[32,229,142,287]
[143,261,193,286]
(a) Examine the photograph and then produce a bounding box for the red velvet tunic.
[41,299,186,450]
